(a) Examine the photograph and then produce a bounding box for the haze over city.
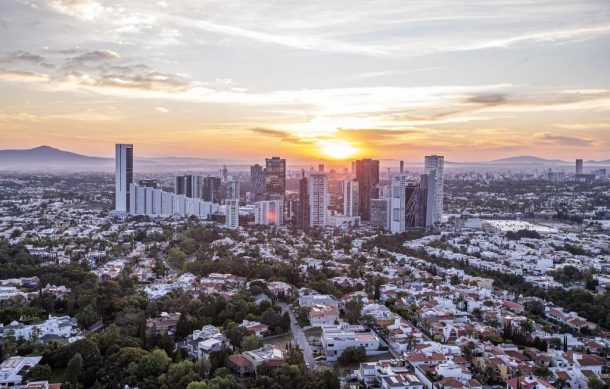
[1,0,609,161]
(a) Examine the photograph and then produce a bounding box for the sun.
[317,140,359,160]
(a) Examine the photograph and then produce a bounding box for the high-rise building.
[355,158,380,221]
[226,180,240,200]
[575,159,583,175]
[192,175,203,199]
[389,174,409,233]
[221,165,229,182]
[254,200,283,225]
[265,157,286,196]
[225,199,239,228]
[250,164,266,197]
[424,155,444,224]
[296,172,310,229]
[309,172,328,227]
[370,198,390,230]
[202,176,221,203]
[225,180,240,229]
[115,144,133,213]
[175,175,193,198]
[342,179,359,217]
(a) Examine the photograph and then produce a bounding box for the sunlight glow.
[317,140,359,160]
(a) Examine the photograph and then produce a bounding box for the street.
[279,302,316,369]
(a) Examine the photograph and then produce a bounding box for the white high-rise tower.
[308,172,328,227]
[342,179,359,217]
[424,155,444,224]
[225,180,240,229]
[115,144,133,213]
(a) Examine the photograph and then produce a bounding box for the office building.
[296,172,310,229]
[226,180,240,200]
[250,164,266,198]
[354,159,380,221]
[254,200,283,225]
[192,175,203,199]
[175,175,194,198]
[576,159,583,175]
[424,155,444,224]
[308,172,328,227]
[221,165,228,182]
[202,176,221,203]
[342,179,359,217]
[115,144,133,213]
[265,157,286,196]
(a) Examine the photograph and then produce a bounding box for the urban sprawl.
[0,145,608,389]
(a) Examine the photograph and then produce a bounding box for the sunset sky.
[1,0,609,162]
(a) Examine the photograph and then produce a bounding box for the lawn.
[264,332,295,350]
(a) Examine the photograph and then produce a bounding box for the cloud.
[71,49,120,62]
[155,106,169,113]
[250,128,314,145]
[0,70,50,82]
[46,0,111,21]
[535,132,594,147]
[554,123,610,130]
[465,94,508,105]
[0,50,46,64]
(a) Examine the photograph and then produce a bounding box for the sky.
[0,0,609,162]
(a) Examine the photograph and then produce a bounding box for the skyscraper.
[175,175,193,198]
[309,172,328,227]
[226,180,240,200]
[424,155,444,224]
[115,144,133,213]
[265,157,286,197]
[576,159,583,175]
[354,158,380,221]
[202,176,221,203]
[389,174,409,233]
[225,180,239,229]
[192,175,203,199]
[250,164,266,198]
[342,179,359,217]
[296,172,310,229]
[221,165,229,182]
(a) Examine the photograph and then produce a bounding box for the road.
[279,302,316,369]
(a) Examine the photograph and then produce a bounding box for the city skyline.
[1,1,609,161]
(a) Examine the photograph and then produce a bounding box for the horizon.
[1,1,609,161]
[2,144,608,166]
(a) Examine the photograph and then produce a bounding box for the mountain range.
[0,146,608,171]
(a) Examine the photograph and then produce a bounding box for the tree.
[241,335,262,351]
[344,299,363,325]
[162,360,202,389]
[24,364,51,382]
[167,248,187,271]
[186,382,208,389]
[337,346,366,365]
[587,376,605,389]
[66,352,83,389]
[520,319,534,336]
